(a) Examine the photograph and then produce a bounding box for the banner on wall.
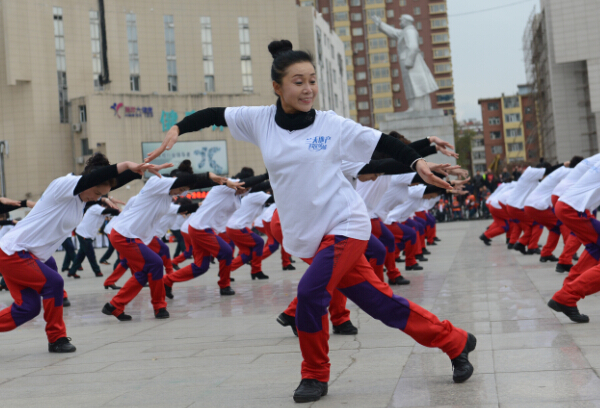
[141,140,228,177]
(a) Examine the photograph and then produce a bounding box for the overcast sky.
[448,0,540,122]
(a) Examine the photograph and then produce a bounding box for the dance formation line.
[2,39,593,403]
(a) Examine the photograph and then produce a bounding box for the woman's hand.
[126,162,174,178]
[415,160,452,189]
[0,197,21,206]
[226,179,246,191]
[108,197,126,206]
[447,168,470,179]
[429,136,455,151]
[209,172,229,185]
[101,197,119,210]
[145,126,180,163]
[450,177,471,187]
[435,144,459,159]
[427,163,460,177]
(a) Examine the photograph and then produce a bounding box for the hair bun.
[85,152,110,168]
[268,40,293,59]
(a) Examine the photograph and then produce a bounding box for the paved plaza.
[2,220,600,407]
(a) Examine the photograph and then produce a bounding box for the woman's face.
[273,61,318,114]
[80,184,111,202]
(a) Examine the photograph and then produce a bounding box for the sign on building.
[141,140,228,177]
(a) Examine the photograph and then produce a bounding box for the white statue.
[372,14,438,112]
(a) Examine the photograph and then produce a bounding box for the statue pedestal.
[378,109,456,166]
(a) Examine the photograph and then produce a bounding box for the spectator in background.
[512,165,522,181]
[485,171,498,193]
[501,167,511,183]
[474,171,485,200]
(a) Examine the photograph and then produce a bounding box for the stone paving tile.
[2,221,600,407]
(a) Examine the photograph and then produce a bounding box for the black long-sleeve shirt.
[171,172,219,190]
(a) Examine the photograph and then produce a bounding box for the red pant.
[227,227,264,274]
[261,221,292,268]
[507,205,543,249]
[0,250,66,343]
[164,226,233,289]
[108,231,167,315]
[296,235,467,382]
[172,231,192,265]
[524,206,567,257]
[553,195,583,264]
[103,257,128,287]
[554,202,600,286]
[371,218,401,280]
[386,222,418,267]
[485,205,511,239]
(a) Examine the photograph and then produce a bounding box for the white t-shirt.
[486,183,508,209]
[0,175,86,262]
[356,176,392,219]
[385,185,427,224]
[373,173,417,222]
[154,204,180,238]
[553,154,600,198]
[261,203,277,223]
[559,163,600,211]
[0,224,14,240]
[496,182,516,205]
[341,161,367,189]
[226,191,271,230]
[75,204,106,239]
[225,105,380,258]
[525,166,570,210]
[113,177,174,245]
[189,184,243,233]
[105,195,137,236]
[171,214,185,230]
[181,217,191,234]
[505,167,545,209]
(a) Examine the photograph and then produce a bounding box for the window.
[336,27,349,36]
[419,36,423,45]
[200,17,215,92]
[508,142,523,152]
[344,41,352,51]
[474,164,487,173]
[400,0,406,6]
[430,3,447,14]
[508,157,521,163]
[390,39,396,47]
[126,13,140,92]
[371,68,390,79]
[387,9,394,18]
[392,68,399,77]
[354,42,364,52]
[391,54,397,62]
[81,138,93,156]
[416,21,422,30]
[365,0,383,3]
[528,149,538,159]
[238,17,253,92]
[345,55,352,66]
[349,100,356,111]
[432,33,449,43]
[350,0,361,6]
[414,7,420,15]
[358,101,369,110]
[491,146,503,154]
[357,86,368,95]
[301,0,314,6]
[370,53,388,64]
[359,116,370,125]
[443,109,454,116]
[374,97,392,109]
[79,105,87,123]
[436,93,453,103]
[506,128,522,137]
[434,63,451,73]
[89,11,103,91]
[473,151,485,159]
[53,7,68,123]
[504,113,521,123]
[351,13,362,21]
[436,78,452,88]
[164,15,177,92]
[489,117,501,125]
[334,0,347,5]
[431,18,448,28]
[367,23,379,34]
[394,98,402,107]
[334,12,348,21]
[392,83,400,92]
[322,7,329,13]
[503,96,519,108]
[488,102,499,111]
[356,71,367,80]
[525,106,532,114]
[433,48,450,59]
[354,57,365,66]
[352,27,364,36]
[372,82,391,94]
[490,131,501,140]
[366,8,385,20]
[472,139,484,147]
[369,38,387,49]
[526,121,534,129]
[347,70,353,80]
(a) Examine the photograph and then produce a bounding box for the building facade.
[523,0,600,163]
[0,0,348,201]
[299,0,454,128]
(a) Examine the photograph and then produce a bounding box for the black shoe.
[293,379,328,403]
[506,238,510,244]
[62,297,71,307]
[406,264,423,271]
[104,284,121,290]
[210,258,216,264]
[332,320,358,335]
[100,261,110,265]
[451,333,476,383]
[507,243,515,249]
[395,257,405,263]
[220,286,235,296]
[422,248,431,255]
[283,264,296,271]
[290,257,296,263]
[540,255,559,263]
[0,282,8,291]
[67,273,80,279]
[415,255,428,262]
[434,237,441,242]
[94,272,104,277]
[172,264,180,271]
[164,284,174,299]
[276,312,298,336]
[101,303,132,321]
[251,271,269,280]
[573,253,579,261]
[526,248,541,255]
[78,267,83,271]
[548,299,589,323]
[428,242,437,246]
[229,277,235,282]
[61,268,68,272]
[514,243,527,254]
[388,276,411,285]
[555,263,573,273]
[48,337,76,353]
[479,234,491,246]
[154,308,170,319]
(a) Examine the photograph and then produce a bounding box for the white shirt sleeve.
[224,106,273,146]
[408,184,427,198]
[51,175,81,201]
[337,114,382,164]
[143,176,175,196]
[341,161,367,179]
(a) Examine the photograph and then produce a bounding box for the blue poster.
[142,140,228,177]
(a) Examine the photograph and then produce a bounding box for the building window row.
[89,11,103,91]
[238,17,253,93]
[126,13,140,92]
[372,82,391,94]
[506,128,522,137]
[436,78,452,89]
[489,117,501,125]
[488,102,499,111]
[491,146,503,154]
[430,3,447,14]
[490,131,501,139]
[200,16,215,92]
[505,113,521,123]
[508,142,524,152]
[164,15,178,92]
[504,96,519,108]
[432,32,449,44]
[53,7,68,123]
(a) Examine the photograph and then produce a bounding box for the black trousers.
[172,229,186,257]
[69,234,101,275]
[61,237,76,271]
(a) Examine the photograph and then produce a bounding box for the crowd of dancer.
[0,39,493,403]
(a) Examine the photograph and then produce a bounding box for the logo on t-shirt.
[306,136,332,152]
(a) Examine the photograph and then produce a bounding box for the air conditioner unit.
[72,123,82,132]
[76,156,85,164]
